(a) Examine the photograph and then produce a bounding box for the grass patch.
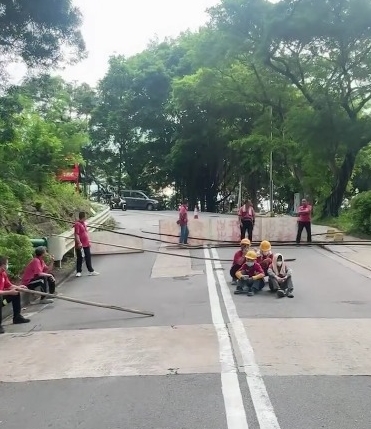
[313,210,371,239]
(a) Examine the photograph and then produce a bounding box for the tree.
[210,0,371,217]
[0,0,85,77]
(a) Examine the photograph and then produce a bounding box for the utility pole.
[237,178,242,209]
[269,106,274,217]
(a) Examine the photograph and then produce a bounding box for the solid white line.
[203,247,249,429]
[210,247,281,429]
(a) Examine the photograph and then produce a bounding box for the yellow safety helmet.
[240,238,251,246]
[245,250,258,260]
[260,240,271,252]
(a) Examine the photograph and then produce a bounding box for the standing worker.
[177,199,189,245]
[75,211,100,277]
[296,198,312,244]
[238,199,255,241]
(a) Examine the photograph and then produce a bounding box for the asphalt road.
[2,210,371,429]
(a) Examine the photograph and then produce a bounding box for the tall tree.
[210,0,371,217]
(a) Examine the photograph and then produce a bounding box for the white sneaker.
[41,298,54,304]
[76,272,82,277]
[88,271,100,276]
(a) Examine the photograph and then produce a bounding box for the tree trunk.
[321,151,356,218]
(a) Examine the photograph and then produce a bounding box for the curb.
[318,244,371,273]
[2,266,76,320]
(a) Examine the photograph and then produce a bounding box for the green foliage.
[0,234,34,279]
[347,192,371,235]
[0,0,85,76]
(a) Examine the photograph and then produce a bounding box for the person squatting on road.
[0,256,30,334]
[257,240,273,276]
[22,246,56,304]
[267,253,294,298]
[238,199,255,241]
[234,250,265,297]
[75,211,99,277]
[296,198,312,244]
[177,199,189,245]
[230,238,250,285]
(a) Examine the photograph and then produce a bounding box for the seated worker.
[257,240,273,276]
[230,238,250,285]
[22,246,56,304]
[267,253,294,298]
[234,250,265,296]
[0,255,30,333]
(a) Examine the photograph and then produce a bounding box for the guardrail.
[47,206,111,263]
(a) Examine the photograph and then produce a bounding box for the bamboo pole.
[17,288,154,317]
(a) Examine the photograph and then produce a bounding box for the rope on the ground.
[17,288,154,317]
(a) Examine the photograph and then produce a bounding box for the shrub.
[0,233,34,279]
[348,191,371,235]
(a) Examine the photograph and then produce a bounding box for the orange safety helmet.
[245,250,258,260]
[240,238,251,246]
[260,240,271,252]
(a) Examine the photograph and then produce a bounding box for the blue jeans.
[179,224,189,244]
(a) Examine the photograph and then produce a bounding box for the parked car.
[121,190,158,210]
[109,196,127,211]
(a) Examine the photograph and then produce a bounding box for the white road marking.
[204,247,249,429]
[210,247,281,429]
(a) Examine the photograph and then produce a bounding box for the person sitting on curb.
[0,256,30,334]
[21,246,56,304]
[257,240,273,276]
[234,250,265,296]
[267,253,294,298]
[230,238,250,285]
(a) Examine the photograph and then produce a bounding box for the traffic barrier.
[326,229,336,238]
[159,216,299,245]
[334,233,344,242]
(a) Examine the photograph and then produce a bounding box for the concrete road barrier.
[159,216,298,244]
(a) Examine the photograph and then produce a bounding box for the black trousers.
[296,221,312,243]
[76,246,94,273]
[240,219,254,241]
[230,264,242,280]
[27,275,56,299]
[0,294,21,324]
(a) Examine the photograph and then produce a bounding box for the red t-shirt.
[179,205,188,226]
[74,221,90,247]
[298,205,312,222]
[233,250,245,266]
[239,261,264,277]
[21,257,47,285]
[0,270,12,291]
[238,205,255,221]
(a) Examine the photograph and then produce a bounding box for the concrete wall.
[159,216,299,245]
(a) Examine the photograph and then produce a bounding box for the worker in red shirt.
[22,246,56,304]
[238,199,255,241]
[234,250,265,296]
[296,198,312,244]
[177,199,189,245]
[75,211,100,277]
[0,255,30,334]
[230,238,250,285]
[257,240,273,276]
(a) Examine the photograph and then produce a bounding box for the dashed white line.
[204,247,249,429]
[210,247,281,429]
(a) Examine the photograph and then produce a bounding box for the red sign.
[57,164,79,182]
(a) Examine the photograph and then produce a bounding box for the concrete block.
[334,233,344,242]
[159,216,298,244]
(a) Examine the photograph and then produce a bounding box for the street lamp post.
[269,106,274,217]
